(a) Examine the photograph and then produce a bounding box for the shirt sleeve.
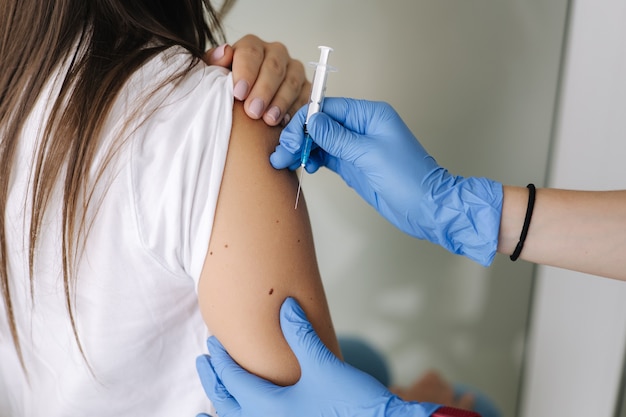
[130,49,234,286]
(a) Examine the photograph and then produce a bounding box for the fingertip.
[279,297,307,327]
[281,296,298,310]
[196,354,211,371]
[205,43,234,67]
[210,44,227,61]
[196,355,215,390]
[278,298,335,373]
[305,161,320,174]
[233,79,250,101]
[269,151,282,169]
[245,97,265,119]
[206,336,225,355]
[223,43,234,57]
[263,106,283,126]
[270,146,297,169]
[196,354,220,400]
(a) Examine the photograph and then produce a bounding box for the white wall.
[223,2,568,416]
[520,1,626,416]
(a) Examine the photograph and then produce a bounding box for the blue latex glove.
[271,98,503,266]
[196,297,442,417]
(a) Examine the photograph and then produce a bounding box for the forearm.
[498,186,626,280]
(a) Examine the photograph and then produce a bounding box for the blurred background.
[222,1,626,416]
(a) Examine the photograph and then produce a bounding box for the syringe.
[295,45,335,209]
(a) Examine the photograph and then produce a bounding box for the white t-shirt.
[0,47,233,416]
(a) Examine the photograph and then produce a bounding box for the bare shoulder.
[224,101,298,200]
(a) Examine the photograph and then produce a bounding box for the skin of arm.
[197,102,341,386]
[498,186,626,281]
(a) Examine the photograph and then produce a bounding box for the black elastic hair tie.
[510,183,536,261]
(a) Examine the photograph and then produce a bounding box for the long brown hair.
[0,0,232,369]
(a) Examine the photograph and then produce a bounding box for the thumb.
[205,337,273,402]
[277,105,308,153]
[279,298,341,375]
[195,353,240,417]
[203,44,234,68]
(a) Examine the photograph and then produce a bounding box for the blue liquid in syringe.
[300,126,313,168]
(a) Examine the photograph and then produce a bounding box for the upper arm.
[198,102,340,386]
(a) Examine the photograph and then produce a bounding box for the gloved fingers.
[196,414,212,417]
[269,141,320,171]
[205,336,275,402]
[295,144,323,173]
[277,105,307,151]
[195,354,241,417]
[279,298,341,374]
[310,97,354,126]
[314,97,383,133]
[307,111,363,163]
[303,152,323,173]
[318,98,413,139]
[269,145,299,170]
[272,105,323,172]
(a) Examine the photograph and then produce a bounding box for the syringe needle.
[295,134,312,209]
[293,45,335,210]
[294,166,305,209]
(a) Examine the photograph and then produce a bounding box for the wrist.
[429,176,503,266]
[497,185,529,255]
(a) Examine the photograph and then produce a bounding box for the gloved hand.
[196,297,442,417]
[271,98,503,266]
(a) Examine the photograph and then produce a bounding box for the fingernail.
[248,98,264,118]
[266,106,281,123]
[233,80,249,101]
[282,113,291,126]
[210,44,226,61]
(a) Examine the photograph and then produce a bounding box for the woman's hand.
[204,35,311,126]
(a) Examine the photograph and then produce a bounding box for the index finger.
[230,34,267,101]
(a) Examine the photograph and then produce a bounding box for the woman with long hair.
[0,1,339,415]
